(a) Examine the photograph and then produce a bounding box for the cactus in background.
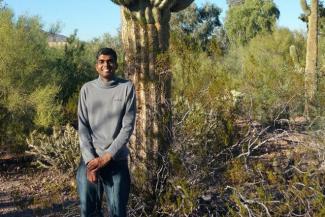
[26,124,80,174]
[300,0,319,116]
[111,0,194,192]
[290,45,304,74]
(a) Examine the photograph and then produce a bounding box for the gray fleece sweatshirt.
[78,76,136,164]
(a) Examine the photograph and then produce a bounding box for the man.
[77,47,136,217]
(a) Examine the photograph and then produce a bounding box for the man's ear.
[115,62,118,70]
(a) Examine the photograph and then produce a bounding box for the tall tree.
[111,0,194,192]
[224,0,280,45]
[227,0,245,7]
[300,0,319,117]
[170,3,222,49]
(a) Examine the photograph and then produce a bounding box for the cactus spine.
[300,0,318,116]
[111,0,194,192]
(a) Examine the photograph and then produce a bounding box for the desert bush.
[235,28,306,124]
[220,129,325,217]
[170,42,237,175]
[26,124,79,173]
[29,85,63,127]
[0,6,63,150]
[312,34,325,126]
[158,178,199,216]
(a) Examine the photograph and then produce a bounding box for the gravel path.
[0,155,79,217]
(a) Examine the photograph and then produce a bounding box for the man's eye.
[98,60,114,65]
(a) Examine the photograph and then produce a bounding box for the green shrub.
[158,178,199,216]
[0,7,65,151]
[29,85,63,127]
[236,28,306,124]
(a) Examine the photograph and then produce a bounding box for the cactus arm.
[111,0,133,6]
[111,0,120,5]
[145,6,154,23]
[158,0,169,8]
[112,0,194,12]
[290,45,304,73]
[153,0,161,7]
[290,45,299,66]
[158,0,176,9]
[170,0,194,12]
[300,0,311,16]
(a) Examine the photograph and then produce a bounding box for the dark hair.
[96,47,117,62]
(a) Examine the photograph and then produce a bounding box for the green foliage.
[29,85,62,127]
[0,4,122,153]
[170,34,238,193]
[170,2,222,50]
[26,124,80,174]
[0,7,58,150]
[319,26,325,114]
[158,178,199,216]
[52,32,95,104]
[227,0,245,7]
[221,134,325,217]
[236,28,306,123]
[224,0,280,45]
[1,3,325,216]
[63,91,79,125]
[320,1,325,34]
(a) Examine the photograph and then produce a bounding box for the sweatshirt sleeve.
[78,86,96,164]
[105,83,136,158]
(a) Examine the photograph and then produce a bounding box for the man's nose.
[102,61,110,67]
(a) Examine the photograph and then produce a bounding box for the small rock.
[201,194,212,201]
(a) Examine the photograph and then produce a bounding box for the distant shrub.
[236,28,306,124]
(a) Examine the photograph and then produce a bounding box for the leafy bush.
[224,0,280,45]
[29,85,63,127]
[236,28,306,124]
[26,124,80,173]
[0,7,61,150]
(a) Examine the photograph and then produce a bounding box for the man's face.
[96,54,117,81]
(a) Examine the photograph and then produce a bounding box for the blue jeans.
[76,158,130,217]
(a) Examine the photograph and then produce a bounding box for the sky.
[3,0,306,41]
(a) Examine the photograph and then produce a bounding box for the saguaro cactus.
[111,0,194,191]
[300,0,318,115]
[289,45,304,74]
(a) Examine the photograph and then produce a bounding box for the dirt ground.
[0,153,79,217]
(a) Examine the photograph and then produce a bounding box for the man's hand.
[87,153,113,171]
[86,167,97,183]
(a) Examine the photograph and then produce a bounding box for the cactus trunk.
[303,0,319,116]
[121,6,171,190]
[113,0,193,193]
[111,0,194,195]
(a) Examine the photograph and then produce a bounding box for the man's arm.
[105,83,136,158]
[78,86,96,164]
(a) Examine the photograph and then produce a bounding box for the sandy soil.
[0,154,79,217]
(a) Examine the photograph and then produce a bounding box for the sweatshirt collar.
[97,76,119,89]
